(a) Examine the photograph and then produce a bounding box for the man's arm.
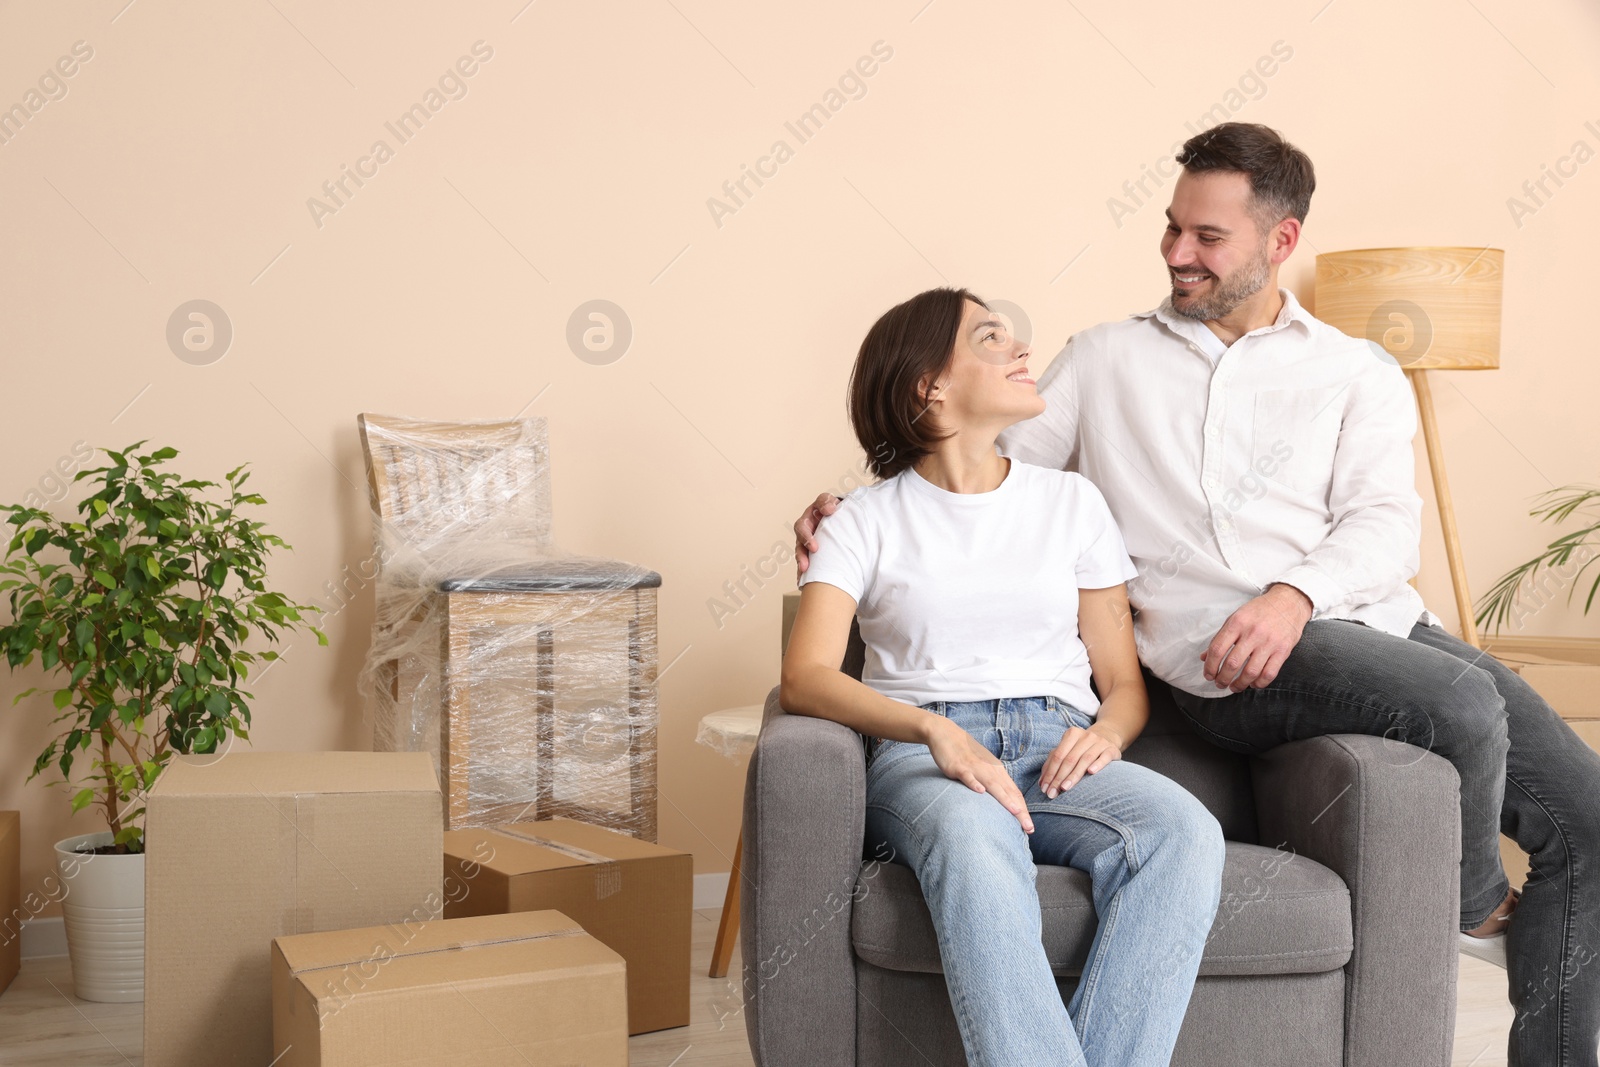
[1202,359,1422,691]
[1269,359,1423,613]
[996,336,1082,471]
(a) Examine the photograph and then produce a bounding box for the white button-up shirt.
[998,288,1432,698]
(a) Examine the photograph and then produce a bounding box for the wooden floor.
[0,912,1531,1065]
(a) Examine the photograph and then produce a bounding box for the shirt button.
[1206,476,1220,488]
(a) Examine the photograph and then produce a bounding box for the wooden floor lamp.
[1314,247,1505,650]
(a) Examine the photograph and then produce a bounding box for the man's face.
[1159,170,1273,321]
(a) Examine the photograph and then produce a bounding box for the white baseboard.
[694,871,732,912]
[20,917,67,960]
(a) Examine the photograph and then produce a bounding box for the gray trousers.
[1171,617,1600,1067]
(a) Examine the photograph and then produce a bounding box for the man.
[792,122,1600,1066]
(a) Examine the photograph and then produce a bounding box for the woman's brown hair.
[848,287,986,480]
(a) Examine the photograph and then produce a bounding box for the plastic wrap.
[693,705,764,760]
[356,414,661,838]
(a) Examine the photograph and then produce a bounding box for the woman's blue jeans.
[863,695,1226,1067]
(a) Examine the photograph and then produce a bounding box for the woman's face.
[923,299,1045,430]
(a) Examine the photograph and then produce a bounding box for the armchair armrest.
[1251,734,1461,1067]
[741,685,865,1067]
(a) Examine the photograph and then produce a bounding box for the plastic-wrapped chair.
[357,413,661,838]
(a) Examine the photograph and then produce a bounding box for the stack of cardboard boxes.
[1487,638,1600,729]
[441,818,692,1036]
[140,751,689,1066]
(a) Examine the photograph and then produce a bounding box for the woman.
[780,287,1225,1067]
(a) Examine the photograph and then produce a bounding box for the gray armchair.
[740,632,1463,1067]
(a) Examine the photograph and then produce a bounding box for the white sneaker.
[1459,930,1508,969]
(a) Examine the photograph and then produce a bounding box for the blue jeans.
[863,695,1226,1067]
[1170,617,1600,1067]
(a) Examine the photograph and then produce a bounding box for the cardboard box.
[272,909,627,1067]
[145,752,444,1067]
[0,812,18,995]
[1489,648,1600,721]
[442,818,690,1034]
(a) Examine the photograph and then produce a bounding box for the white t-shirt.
[798,458,1139,716]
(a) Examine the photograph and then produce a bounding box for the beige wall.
[2,1,1598,919]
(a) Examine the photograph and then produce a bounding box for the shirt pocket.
[1252,385,1345,494]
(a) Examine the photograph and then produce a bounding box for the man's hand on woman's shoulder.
[794,492,843,579]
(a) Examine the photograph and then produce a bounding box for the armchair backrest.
[1121,676,1260,843]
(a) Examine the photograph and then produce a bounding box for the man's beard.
[1169,243,1271,320]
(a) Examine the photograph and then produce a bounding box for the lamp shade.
[1314,246,1503,370]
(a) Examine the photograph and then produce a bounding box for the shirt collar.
[1137,286,1313,343]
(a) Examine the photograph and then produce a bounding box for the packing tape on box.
[289,927,588,977]
[272,793,315,933]
[490,827,623,900]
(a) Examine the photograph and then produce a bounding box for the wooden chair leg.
[709,827,743,978]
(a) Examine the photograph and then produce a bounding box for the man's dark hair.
[1176,122,1316,228]
[849,287,984,480]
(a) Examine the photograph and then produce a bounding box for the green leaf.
[0,441,329,841]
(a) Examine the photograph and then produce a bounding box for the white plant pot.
[54,830,144,1003]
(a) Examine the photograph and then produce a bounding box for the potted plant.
[0,442,324,1001]
[1477,484,1600,633]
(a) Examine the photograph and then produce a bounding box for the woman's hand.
[924,717,1036,834]
[1039,724,1124,799]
